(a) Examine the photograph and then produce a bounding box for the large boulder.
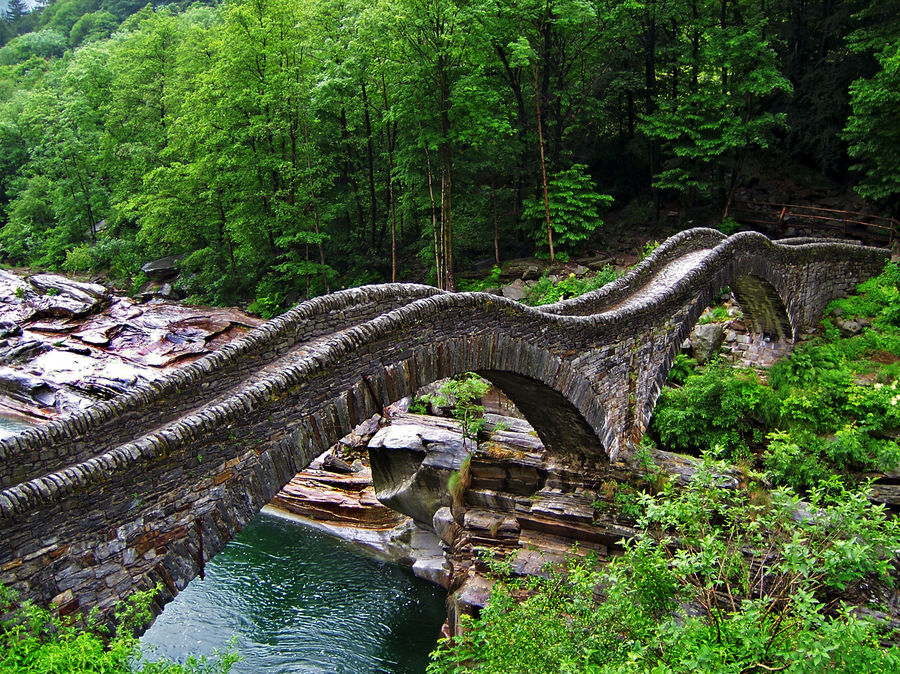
[501,278,527,301]
[367,414,471,526]
[0,368,56,407]
[0,338,50,364]
[141,254,184,282]
[690,322,725,363]
[27,274,110,319]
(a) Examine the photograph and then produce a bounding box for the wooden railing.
[730,201,899,246]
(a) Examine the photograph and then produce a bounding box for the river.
[0,416,446,673]
[0,413,35,439]
[140,510,447,673]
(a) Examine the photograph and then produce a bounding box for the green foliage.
[639,240,659,261]
[522,164,613,254]
[844,27,900,207]
[0,583,239,673]
[652,359,777,462]
[430,373,490,442]
[247,276,289,319]
[0,29,67,65]
[522,266,619,306]
[642,11,791,205]
[697,305,731,324]
[718,217,740,235]
[666,352,697,386]
[0,0,896,307]
[456,265,502,292]
[69,11,118,47]
[429,460,900,673]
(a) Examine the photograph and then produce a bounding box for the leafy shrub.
[0,583,238,673]
[62,243,95,273]
[523,266,619,306]
[718,216,740,234]
[697,305,731,324]
[651,360,777,461]
[762,429,831,491]
[429,459,900,673]
[456,265,502,292]
[666,353,698,386]
[521,164,614,254]
[428,373,490,442]
[640,239,660,260]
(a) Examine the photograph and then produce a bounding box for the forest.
[0,0,898,313]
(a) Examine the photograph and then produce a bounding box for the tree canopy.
[0,0,897,309]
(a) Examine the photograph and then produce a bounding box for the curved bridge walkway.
[0,229,886,621]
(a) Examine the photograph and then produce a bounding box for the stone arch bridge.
[0,228,886,621]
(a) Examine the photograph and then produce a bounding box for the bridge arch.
[285,334,608,465]
[0,228,886,624]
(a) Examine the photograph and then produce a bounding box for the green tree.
[1,43,112,266]
[69,9,118,46]
[642,4,791,215]
[844,41,900,212]
[4,0,28,23]
[522,163,612,255]
[0,28,66,64]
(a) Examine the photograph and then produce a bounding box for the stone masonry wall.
[0,229,886,624]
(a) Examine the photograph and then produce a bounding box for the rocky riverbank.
[0,269,262,420]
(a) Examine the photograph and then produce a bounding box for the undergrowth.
[429,455,900,673]
[0,584,238,673]
[650,262,900,490]
[523,265,620,306]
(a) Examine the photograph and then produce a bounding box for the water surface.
[141,511,446,673]
[0,413,34,439]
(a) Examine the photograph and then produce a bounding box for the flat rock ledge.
[0,269,262,419]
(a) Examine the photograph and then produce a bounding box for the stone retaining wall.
[0,229,886,624]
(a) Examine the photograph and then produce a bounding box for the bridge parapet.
[0,229,887,624]
[0,284,443,490]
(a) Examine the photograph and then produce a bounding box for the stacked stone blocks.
[0,228,886,624]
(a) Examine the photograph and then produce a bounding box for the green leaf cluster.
[522,265,619,306]
[420,373,490,442]
[522,164,613,254]
[429,460,900,673]
[0,583,239,673]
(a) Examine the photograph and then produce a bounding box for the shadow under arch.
[478,371,606,458]
[640,267,796,435]
[730,273,794,341]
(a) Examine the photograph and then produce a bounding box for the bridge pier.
[0,229,887,625]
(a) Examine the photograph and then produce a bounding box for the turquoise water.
[0,414,34,439]
[140,511,447,673]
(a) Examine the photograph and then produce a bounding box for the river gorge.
[140,510,446,673]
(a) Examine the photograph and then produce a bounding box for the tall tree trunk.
[644,11,659,217]
[302,117,330,293]
[491,180,500,266]
[215,190,237,275]
[381,73,398,283]
[339,106,364,245]
[424,141,442,289]
[360,81,378,251]
[438,52,455,291]
[440,162,454,291]
[533,64,554,262]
